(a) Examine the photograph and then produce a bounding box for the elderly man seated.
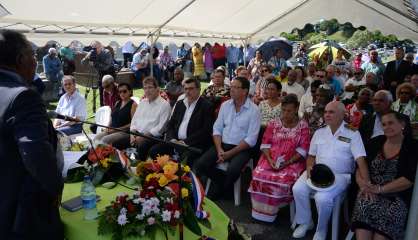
[53,75,87,135]
[102,74,120,110]
[292,101,369,240]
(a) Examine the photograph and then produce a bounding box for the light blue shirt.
[42,55,62,75]
[245,46,256,62]
[56,90,87,124]
[227,46,240,63]
[213,98,261,147]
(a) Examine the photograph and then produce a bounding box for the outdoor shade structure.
[0,0,417,46]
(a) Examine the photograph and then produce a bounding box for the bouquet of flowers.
[98,155,211,240]
[65,143,128,185]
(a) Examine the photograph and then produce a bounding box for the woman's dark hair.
[281,94,299,108]
[295,66,307,78]
[381,110,412,138]
[118,83,133,96]
[266,77,282,91]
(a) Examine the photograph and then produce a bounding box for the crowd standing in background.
[7,31,418,240]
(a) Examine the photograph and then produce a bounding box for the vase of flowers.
[98,155,211,240]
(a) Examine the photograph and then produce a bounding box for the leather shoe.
[292,221,314,238]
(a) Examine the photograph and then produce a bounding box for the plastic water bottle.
[80,175,98,220]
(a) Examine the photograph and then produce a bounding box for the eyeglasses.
[119,89,128,94]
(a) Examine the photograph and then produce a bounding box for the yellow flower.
[158,175,169,187]
[100,157,110,168]
[145,173,158,182]
[156,155,170,166]
[183,165,191,173]
[181,188,189,198]
[163,162,178,176]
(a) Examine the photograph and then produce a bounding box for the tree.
[339,22,356,38]
[306,32,328,44]
[346,30,374,48]
[280,32,299,41]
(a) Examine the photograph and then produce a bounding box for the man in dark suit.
[0,30,63,239]
[383,47,412,96]
[149,77,214,167]
[359,90,393,145]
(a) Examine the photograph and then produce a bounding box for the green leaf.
[199,218,212,230]
[183,204,202,236]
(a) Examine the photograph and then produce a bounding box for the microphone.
[47,111,79,122]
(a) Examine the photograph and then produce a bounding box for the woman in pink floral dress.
[248,94,310,222]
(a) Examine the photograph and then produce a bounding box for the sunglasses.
[354,72,362,75]
[316,75,325,78]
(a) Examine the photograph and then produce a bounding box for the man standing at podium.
[0,30,63,239]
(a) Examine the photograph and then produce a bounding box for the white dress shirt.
[282,82,305,101]
[298,92,314,118]
[177,97,199,140]
[56,90,87,125]
[371,114,384,138]
[309,122,366,174]
[130,96,171,137]
[342,77,366,100]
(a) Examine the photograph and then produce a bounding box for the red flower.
[181,176,192,183]
[127,202,136,213]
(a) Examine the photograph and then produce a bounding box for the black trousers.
[148,142,202,168]
[123,53,133,68]
[135,138,158,161]
[194,143,250,192]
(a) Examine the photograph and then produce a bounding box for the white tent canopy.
[0,0,417,46]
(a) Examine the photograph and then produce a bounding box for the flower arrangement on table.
[98,155,211,240]
[66,144,128,185]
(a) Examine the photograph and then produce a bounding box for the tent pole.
[149,34,154,77]
[405,166,418,240]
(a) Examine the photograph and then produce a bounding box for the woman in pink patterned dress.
[248,94,310,222]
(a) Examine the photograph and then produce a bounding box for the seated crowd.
[53,44,418,240]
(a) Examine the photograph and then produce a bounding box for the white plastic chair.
[95,106,112,134]
[290,190,349,240]
[205,158,253,206]
[131,96,140,104]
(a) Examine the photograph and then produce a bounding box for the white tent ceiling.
[0,0,417,46]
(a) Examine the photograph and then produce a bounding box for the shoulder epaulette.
[344,124,358,131]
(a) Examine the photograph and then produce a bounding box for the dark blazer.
[359,112,411,145]
[383,60,412,92]
[166,97,214,150]
[0,69,63,239]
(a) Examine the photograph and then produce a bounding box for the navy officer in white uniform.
[292,101,370,240]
